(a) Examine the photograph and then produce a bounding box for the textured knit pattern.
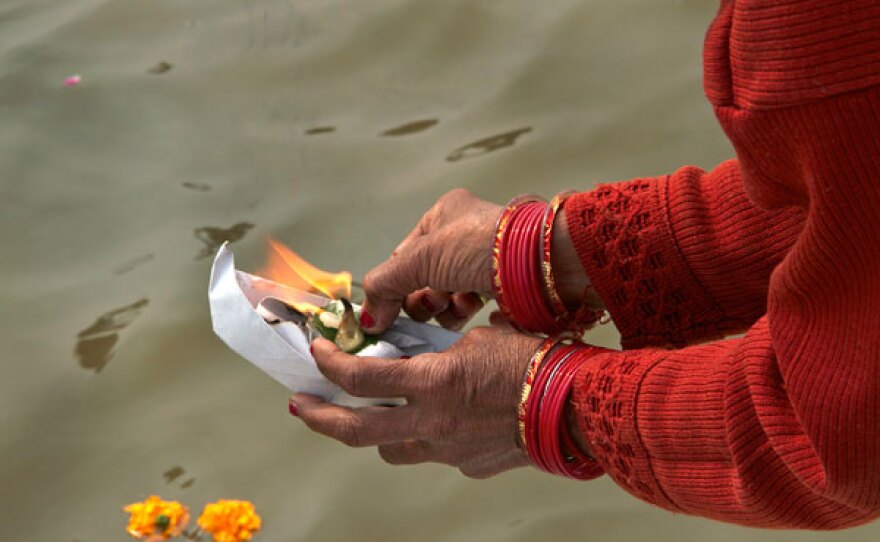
[567,162,805,349]
[566,0,880,529]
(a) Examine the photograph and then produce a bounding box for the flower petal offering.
[123,495,189,541]
[197,499,261,542]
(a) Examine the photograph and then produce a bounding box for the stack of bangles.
[517,337,604,479]
[492,193,606,478]
[491,193,603,337]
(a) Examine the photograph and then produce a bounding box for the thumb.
[360,235,436,333]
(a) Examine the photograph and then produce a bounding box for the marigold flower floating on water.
[197,500,262,542]
[124,495,189,541]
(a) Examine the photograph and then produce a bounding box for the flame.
[259,238,352,311]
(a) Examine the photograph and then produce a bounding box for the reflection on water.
[193,222,254,260]
[446,127,533,162]
[304,126,336,135]
[164,466,196,489]
[182,181,212,192]
[148,61,173,75]
[114,253,155,275]
[380,119,439,137]
[74,299,149,372]
[74,335,118,373]
[164,466,185,483]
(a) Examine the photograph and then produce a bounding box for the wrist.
[492,195,605,336]
[519,339,603,479]
[564,391,594,459]
[492,197,563,334]
[551,209,605,312]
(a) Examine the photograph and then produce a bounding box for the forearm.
[550,208,604,312]
[558,161,804,348]
[558,322,880,529]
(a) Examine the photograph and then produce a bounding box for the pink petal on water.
[63,75,82,87]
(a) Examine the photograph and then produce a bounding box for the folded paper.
[208,242,460,406]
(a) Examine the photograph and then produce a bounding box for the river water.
[1,1,877,540]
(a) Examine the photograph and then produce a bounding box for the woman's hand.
[290,326,542,478]
[359,188,502,333]
[359,188,602,334]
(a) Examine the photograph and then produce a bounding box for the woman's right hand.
[359,189,502,333]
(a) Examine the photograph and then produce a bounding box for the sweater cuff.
[570,346,680,512]
[565,177,727,349]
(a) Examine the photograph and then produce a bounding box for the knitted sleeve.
[565,161,805,349]
[566,58,880,533]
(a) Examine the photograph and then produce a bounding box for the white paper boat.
[208,242,460,406]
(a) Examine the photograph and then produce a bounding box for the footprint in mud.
[194,222,254,260]
[380,118,439,137]
[304,126,336,135]
[446,127,533,162]
[114,253,154,275]
[74,298,149,372]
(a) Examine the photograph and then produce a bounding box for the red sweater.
[566,0,880,529]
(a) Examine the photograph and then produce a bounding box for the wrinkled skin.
[359,188,501,333]
[295,328,542,478]
[290,188,597,477]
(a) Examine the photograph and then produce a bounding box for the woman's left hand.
[290,326,542,478]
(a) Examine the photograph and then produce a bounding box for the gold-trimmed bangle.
[516,337,559,451]
[540,191,576,320]
[540,191,604,335]
[491,194,545,332]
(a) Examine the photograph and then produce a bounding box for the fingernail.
[309,344,314,356]
[400,355,411,360]
[288,401,299,417]
[421,295,437,312]
[360,310,375,329]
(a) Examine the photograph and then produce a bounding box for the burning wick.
[256,296,368,353]
[257,238,371,353]
[334,299,365,353]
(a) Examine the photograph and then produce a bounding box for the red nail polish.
[288,402,299,417]
[400,355,411,360]
[360,310,375,328]
[309,344,314,356]
[421,296,437,312]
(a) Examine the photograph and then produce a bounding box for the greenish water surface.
[1,1,877,540]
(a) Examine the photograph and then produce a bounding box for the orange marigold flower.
[197,499,262,542]
[123,495,189,541]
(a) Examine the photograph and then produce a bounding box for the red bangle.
[521,341,604,480]
[494,199,563,334]
[493,193,605,336]
[540,192,604,334]
[525,342,575,467]
[536,348,578,474]
[516,337,557,450]
[492,196,543,332]
[529,344,577,472]
[514,203,556,332]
